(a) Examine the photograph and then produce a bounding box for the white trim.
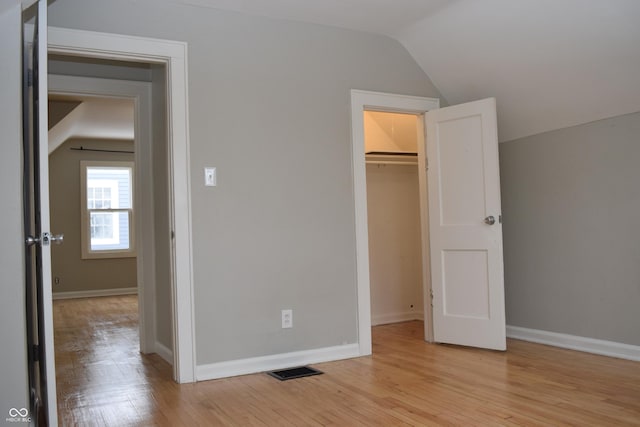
[52,287,138,300]
[371,311,424,326]
[35,3,58,425]
[196,344,360,381]
[506,325,640,362]
[48,27,196,383]
[155,341,174,365]
[350,90,439,356]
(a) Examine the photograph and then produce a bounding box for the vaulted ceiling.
[48,96,134,154]
[178,0,640,142]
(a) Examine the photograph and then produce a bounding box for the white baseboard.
[52,287,138,300]
[506,325,640,362]
[372,311,424,326]
[155,341,174,365]
[196,343,360,381]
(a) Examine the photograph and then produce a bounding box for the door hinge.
[425,157,429,171]
[32,344,40,362]
[430,289,434,308]
[27,69,34,87]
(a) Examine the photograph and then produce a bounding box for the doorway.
[350,90,440,356]
[46,26,196,388]
[364,111,425,329]
[48,94,138,302]
[47,68,170,358]
[47,65,177,418]
[352,91,507,357]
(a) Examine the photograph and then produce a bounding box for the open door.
[22,1,59,424]
[425,97,506,350]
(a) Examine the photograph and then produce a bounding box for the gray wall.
[500,111,640,346]
[48,0,443,364]
[49,138,137,294]
[0,2,30,420]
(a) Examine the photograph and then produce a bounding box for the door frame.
[350,90,439,355]
[48,74,159,357]
[48,27,196,383]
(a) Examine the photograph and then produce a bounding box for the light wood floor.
[54,295,640,426]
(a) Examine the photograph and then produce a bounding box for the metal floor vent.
[267,366,323,381]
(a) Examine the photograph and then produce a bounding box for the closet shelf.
[365,152,418,165]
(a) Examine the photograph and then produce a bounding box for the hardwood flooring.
[54,295,640,426]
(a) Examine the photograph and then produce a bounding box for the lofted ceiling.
[48,95,134,154]
[178,0,640,142]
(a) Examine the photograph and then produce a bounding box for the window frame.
[80,160,136,259]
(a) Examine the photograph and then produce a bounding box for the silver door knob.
[25,235,40,246]
[484,216,496,225]
[50,234,64,245]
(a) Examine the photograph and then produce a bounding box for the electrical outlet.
[281,309,293,329]
[54,277,60,285]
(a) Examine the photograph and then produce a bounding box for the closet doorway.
[353,91,506,354]
[364,111,426,330]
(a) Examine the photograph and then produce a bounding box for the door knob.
[50,234,64,245]
[29,232,65,246]
[25,235,40,246]
[484,216,496,225]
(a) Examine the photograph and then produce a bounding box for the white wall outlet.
[281,309,293,329]
[204,167,217,186]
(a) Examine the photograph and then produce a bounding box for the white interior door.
[23,1,58,424]
[425,97,506,350]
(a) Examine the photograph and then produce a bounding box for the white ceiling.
[179,0,640,142]
[180,0,454,36]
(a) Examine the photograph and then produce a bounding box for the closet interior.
[364,111,425,326]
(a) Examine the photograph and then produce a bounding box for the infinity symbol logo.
[8,408,29,417]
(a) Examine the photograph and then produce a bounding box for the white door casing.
[426,97,506,350]
[47,27,196,382]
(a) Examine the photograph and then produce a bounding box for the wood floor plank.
[54,295,640,426]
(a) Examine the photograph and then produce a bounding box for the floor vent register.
[267,366,323,381]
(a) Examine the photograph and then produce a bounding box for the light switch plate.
[204,167,216,186]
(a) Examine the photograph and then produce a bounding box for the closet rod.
[365,151,417,156]
[70,146,134,154]
[365,160,418,166]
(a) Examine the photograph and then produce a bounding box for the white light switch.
[204,167,216,187]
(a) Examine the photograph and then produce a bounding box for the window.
[81,161,135,258]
